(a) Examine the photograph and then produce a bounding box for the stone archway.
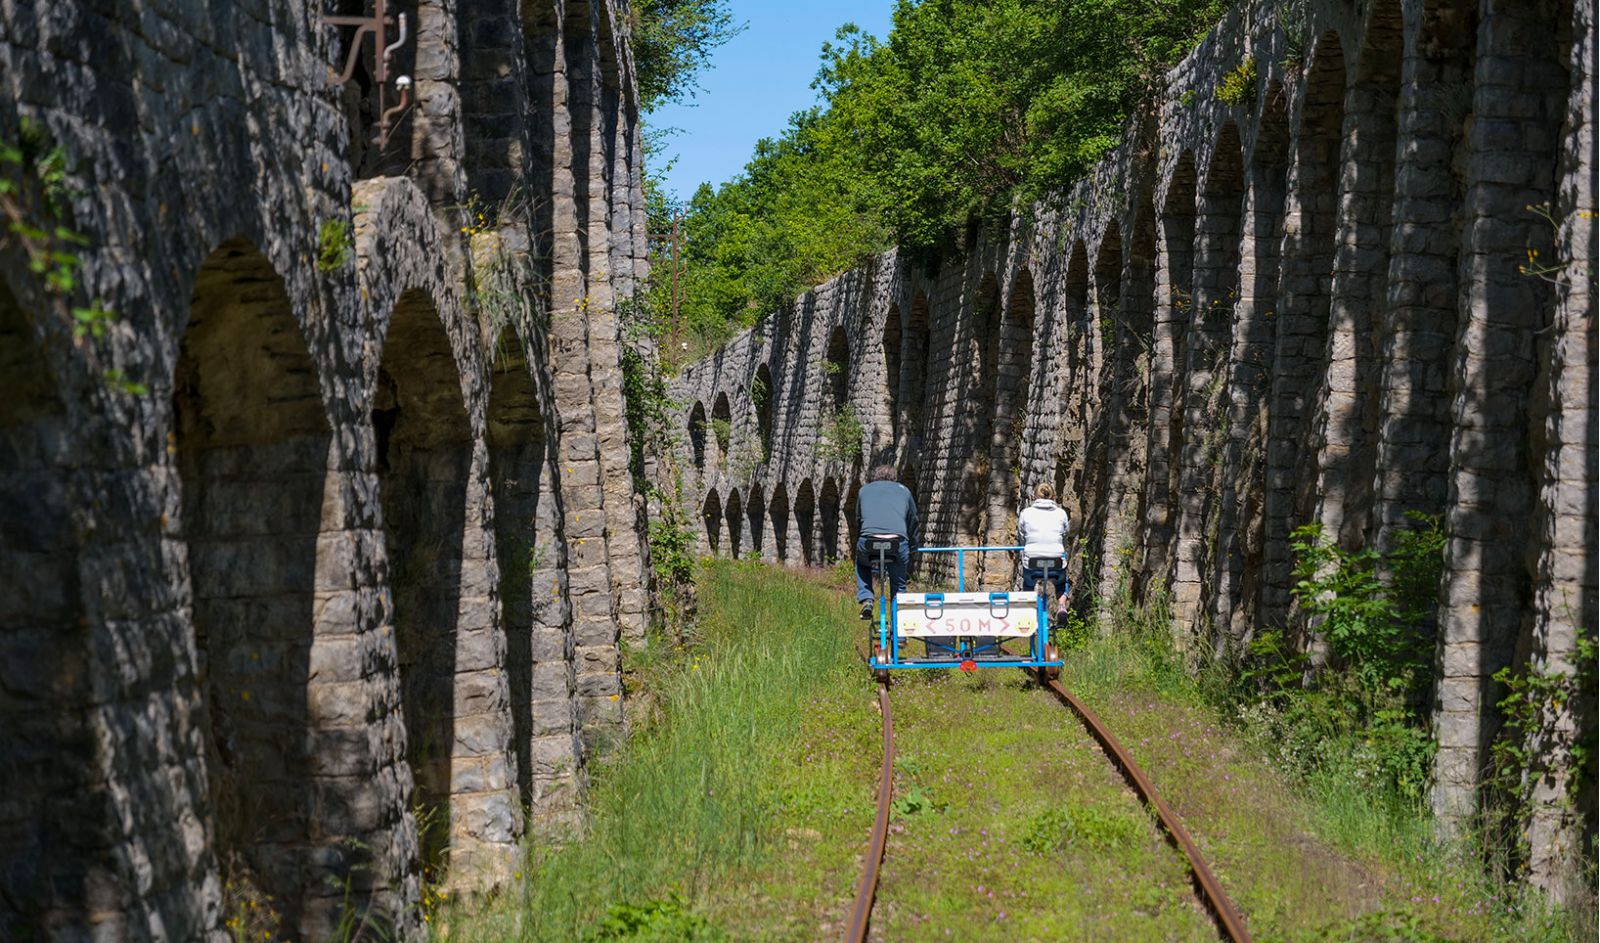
[726,488,744,558]
[688,401,708,469]
[883,303,902,432]
[768,482,790,562]
[712,392,732,460]
[795,479,816,565]
[819,478,842,564]
[373,287,474,881]
[1262,30,1346,623]
[903,292,932,452]
[702,489,723,555]
[825,326,850,409]
[174,237,334,936]
[754,363,775,455]
[486,326,578,831]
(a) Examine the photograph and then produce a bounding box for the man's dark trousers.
[855,536,910,604]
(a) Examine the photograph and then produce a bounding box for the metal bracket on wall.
[321,0,413,151]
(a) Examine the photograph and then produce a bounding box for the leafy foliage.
[1021,804,1144,854]
[585,894,725,942]
[0,116,144,394]
[1224,514,1446,800]
[649,0,1231,353]
[316,218,352,272]
[1217,57,1257,105]
[814,405,864,462]
[1489,632,1598,872]
[630,0,743,113]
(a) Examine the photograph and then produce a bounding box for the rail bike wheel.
[870,642,891,685]
[1043,643,1061,681]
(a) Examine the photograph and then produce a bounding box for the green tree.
[649,0,1232,355]
[631,0,744,113]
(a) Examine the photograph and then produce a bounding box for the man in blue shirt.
[855,465,918,619]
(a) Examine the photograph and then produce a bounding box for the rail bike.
[861,539,1064,680]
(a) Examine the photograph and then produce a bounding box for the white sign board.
[894,591,1039,638]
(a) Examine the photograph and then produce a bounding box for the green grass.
[1061,601,1594,943]
[433,563,1591,942]
[866,669,1215,941]
[432,560,872,941]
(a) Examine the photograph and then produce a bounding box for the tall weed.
[434,560,860,941]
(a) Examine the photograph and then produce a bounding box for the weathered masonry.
[0,1,649,939]
[671,0,1596,903]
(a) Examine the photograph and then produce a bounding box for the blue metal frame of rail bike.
[869,545,1065,673]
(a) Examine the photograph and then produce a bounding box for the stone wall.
[670,0,1595,903]
[0,0,647,939]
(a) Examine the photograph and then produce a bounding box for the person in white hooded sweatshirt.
[1017,483,1071,622]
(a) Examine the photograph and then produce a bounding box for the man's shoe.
[860,602,874,621]
[1055,606,1071,624]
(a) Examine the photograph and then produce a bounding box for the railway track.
[841,669,1253,943]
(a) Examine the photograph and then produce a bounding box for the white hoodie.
[1017,499,1070,558]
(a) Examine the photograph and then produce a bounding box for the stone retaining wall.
[0,0,647,938]
[670,0,1595,903]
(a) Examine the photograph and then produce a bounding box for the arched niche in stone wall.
[960,275,1002,550]
[753,363,774,455]
[1155,150,1198,580]
[1315,0,1404,552]
[688,401,708,469]
[883,303,902,431]
[485,326,554,816]
[1169,126,1247,633]
[373,286,473,878]
[726,488,744,558]
[903,292,932,451]
[768,483,790,562]
[795,478,817,565]
[819,478,842,564]
[987,267,1037,552]
[1262,28,1346,627]
[1370,0,1474,554]
[1127,198,1158,356]
[746,483,766,559]
[701,488,723,555]
[1199,124,1245,315]
[174,237,334,934]
[0,280,93,931]
[1082,222,1126,596]
[825,326,850,410]
[1093,220,1126,434]
[1124,196,1160,603]
[712,391,733,459]
[1059,247,1091,529]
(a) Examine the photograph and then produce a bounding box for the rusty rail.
[842,682,893,943]
[1039,675,1254,943]
[840,646,1250,943]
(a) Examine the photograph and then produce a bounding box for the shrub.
[815,405,864,462]
[1217,57,1257,105]
[1227,513,1445,799]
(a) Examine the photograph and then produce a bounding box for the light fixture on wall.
[322,0,414,151]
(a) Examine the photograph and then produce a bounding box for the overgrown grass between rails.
[1062,592,1591,942]
[433,559,863,942]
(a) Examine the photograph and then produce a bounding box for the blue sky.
[647,1,896,203]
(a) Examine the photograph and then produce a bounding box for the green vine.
[1488,632,1597,873]
[620,311,699,639]
[0,117,142,394]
